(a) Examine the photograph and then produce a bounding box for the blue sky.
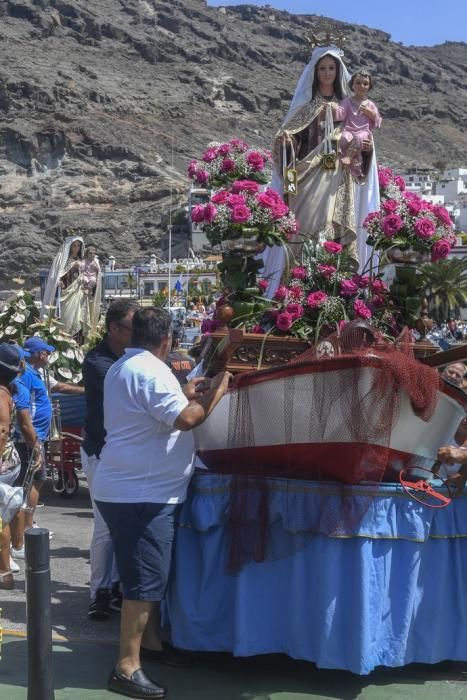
[208,1,467,46]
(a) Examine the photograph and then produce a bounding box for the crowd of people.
[0,299,231,698]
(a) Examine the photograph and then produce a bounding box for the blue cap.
[0,343,22,372]
[24,337,56,354]
[12,344,31,360]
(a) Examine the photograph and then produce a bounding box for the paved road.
[2,475,120,642]
[1,476,466,699]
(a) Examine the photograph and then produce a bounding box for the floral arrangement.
[244,241,393,340]
[191,179,298,248]
[0,286,38,343]
[188,139,272,189]
[0,285,84,383]
[364,167,456,262]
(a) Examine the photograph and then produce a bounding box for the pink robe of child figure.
[82,256,100,298]
[336,72,382,181]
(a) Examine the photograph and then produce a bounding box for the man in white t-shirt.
[93,307,231,700]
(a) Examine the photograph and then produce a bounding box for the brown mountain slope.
[0,0,465,284]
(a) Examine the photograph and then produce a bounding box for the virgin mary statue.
[262,44,380,297]
[41,235,102,341]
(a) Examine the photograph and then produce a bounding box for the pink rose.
[378,167,393,188]
[352,274,370,288]
[227,194,247,207]
[288,285,303,301]
[231,180,259,194]
[221,158,236,172]
[211,191,230,204]
[187,160,198,178]
[264,187,281,202]
[257,192,277,208]
[353,299,373,319]
[433,205,452,228]
[338,320,347,331]
[382,199,398,214]
[218,143,231,156]
[382,214,403,237]
[378,172,391,188]
[202,147,218,163]
[191,204,206,223]
[394,175,406,191]
[407,197,423,216]
[276,311,294,332]
[339,279,359,297]
[273,285,288,302]
[306,291,328,308]
[323,240,343,254]
[247,151,265,171]
[230,139,249,152]
[370,295,385,308]
[271,201,289,219]
[372,278,388,294]
[290,266,308,281]
[258,279,269,292]
[431,239,451,261]
[195,170,209,185]
[286,303,304,320]
[318,264,336,279]
[204,203,218,224]
[251,324,265,334]
[363,211,379,227]
[414,216,435,239]
[230,204,251,223]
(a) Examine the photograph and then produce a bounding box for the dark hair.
[131,307,172,349]
[312,54,344,100]
[70,239,84,260]
[105,299,139,331]
[349,71,373,91]
[0,365,19,388]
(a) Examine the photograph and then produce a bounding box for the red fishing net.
[200,323,443,572]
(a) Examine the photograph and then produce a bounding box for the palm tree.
[419,257,467,324]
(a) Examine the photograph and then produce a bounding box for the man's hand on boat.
[184,372,233,400]
[437,446,467,496]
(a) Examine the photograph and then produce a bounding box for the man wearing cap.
[10,337,83,556]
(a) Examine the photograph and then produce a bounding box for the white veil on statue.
[284,45,351,127]
[41,235,85,339]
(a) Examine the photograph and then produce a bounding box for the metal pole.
[168,226,172,309]
[25,528,55,700]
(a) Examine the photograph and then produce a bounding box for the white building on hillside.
[435,168,467,201]
[400,168,435,195]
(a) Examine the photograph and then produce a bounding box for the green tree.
[419,257,467,324]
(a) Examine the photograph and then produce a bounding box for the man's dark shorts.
[14,442,47,485]
[95,501,178,602]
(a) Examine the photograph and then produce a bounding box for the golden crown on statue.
[306,20,347,51]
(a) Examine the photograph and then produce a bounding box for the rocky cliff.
[0,0,466,285]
